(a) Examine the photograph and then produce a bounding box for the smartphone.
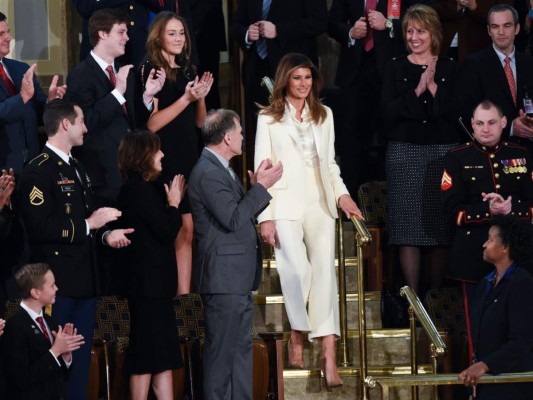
[524,98,533,118]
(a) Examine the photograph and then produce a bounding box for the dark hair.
[89,9,129,48]
[402,4,442,56]
[260,53,326,124]
[202,109,240,146]
[490,216,533,267]
[473,99,504,118]
[15,263,51,299]
[487,4,519,25]
[0,12,7,21]
[119,130,161,181]
[144,12,192,82]
[43,99,78,136]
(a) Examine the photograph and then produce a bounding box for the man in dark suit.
[191,0,227,110]
[230,0,327,171]
[66,8,164,205]
[328,0,410,195]
[188,109,282,399]
[1,263,85,400]
[18,100,133,400]
[0,12,66,176]
[461,4,533,152]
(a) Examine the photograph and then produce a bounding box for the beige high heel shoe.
[321,357,343,389]
[287,339,304,369]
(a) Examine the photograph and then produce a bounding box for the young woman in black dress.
[143,12,213,294]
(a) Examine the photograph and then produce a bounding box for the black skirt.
[386,141,455,246]
[127,297,183,374]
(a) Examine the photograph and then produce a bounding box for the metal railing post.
[336,217,350,367]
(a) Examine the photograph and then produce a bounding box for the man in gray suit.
[188,108,282,400]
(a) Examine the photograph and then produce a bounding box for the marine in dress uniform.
[441,140,533,282]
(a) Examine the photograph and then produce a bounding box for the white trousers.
[273,166,340,340]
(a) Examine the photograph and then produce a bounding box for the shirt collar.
[91,50,115,73]
[45,142,72,164]
[484,263,519,285]
[20,301,44,321]
[286,100,310,120]
[205,147,229,169]
[492,44,516,64]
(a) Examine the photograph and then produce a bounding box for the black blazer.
[470,267,533,399]
[230,0,327,78]
[116,173,182,298]
[66,53,150,201]
[460,47,533,139]
[381,55,463,144]
[19,147,105,297]
[1,307,68,400]
[328,0,410,87]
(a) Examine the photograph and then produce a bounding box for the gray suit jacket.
[188,148,271,294]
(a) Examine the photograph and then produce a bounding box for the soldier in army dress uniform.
[442,100,533,284]
[18,100,133,400]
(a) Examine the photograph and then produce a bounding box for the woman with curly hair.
[141,11,213,294]
[255,52,362,388]
[459,216,533,399]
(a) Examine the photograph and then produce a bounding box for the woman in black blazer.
[117,130,185,399]
[381,4,462,295]
[459,216,533,399]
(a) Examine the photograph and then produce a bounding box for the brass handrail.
[399,286,447,400]
[400,286,446,354]
[367,372,533,400]
[350,216,372,399]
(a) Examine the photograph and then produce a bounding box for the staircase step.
[263,329,437,368]
[253,291,383,332]
[283,365,435,400]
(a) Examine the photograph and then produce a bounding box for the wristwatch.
[385,18,394,38]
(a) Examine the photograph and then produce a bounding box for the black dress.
[143,60,200,213]
[117,173,183,374]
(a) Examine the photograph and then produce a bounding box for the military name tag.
[463,165,484,169]
[60,185,75,193]
[57,179,75,185]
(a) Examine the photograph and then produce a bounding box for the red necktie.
[504,57,517,106]
[364,0,378,52]
[36,316,51,343]
[106,65,128,115]
[0,61,16,96]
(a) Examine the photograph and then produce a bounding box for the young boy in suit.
[1,263,85,400]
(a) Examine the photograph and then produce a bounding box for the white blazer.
[255,104,349,223]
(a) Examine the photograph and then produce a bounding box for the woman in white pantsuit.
[255,53,362,388]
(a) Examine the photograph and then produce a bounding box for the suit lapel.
[488,48,515,107]
[86,54,116,94]
[280,113,302,150]
[202,149,244,196]
[3,58,23,91]
[515,52,527,102]
[19,307,52,349]
[0,58,18,96]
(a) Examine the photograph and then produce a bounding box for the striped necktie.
[256,0,272,59]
